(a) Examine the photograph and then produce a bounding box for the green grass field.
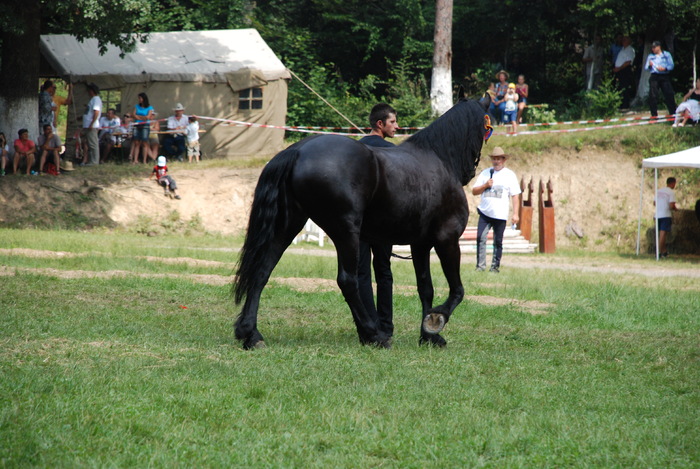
[1,229,698,467]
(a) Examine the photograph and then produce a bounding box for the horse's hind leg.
[236,296,266,349]
[235,213,307,349]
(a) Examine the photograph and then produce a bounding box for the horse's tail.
[233,143,303,304]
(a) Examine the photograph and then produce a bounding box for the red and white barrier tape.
[102,114,675,138]
[197,115,356,136]
[498,116,675,136]
[262,114,678,131]
[519,114,676,127]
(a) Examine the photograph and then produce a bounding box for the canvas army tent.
[40,29,291,158]
[636,146,700,259]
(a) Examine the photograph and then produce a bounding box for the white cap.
[157,156,166,167]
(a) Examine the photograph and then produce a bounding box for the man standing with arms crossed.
[358,103,399,340]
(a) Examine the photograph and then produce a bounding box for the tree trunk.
[0,1,41,143]
[635,43,650,104]
[430,0,453,117]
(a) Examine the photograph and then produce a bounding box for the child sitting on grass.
[149,156,181,199]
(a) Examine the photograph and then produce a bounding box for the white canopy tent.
[636,146,700,259]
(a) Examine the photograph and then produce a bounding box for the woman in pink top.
[515,74,529,124]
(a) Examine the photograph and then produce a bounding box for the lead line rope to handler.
[288,69,366,135]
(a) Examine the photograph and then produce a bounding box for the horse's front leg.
[411,244,446,347]
[421,238,465,339]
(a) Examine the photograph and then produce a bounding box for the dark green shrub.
[582,77,622,118]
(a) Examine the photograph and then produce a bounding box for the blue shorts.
[503,109,518,123]
[657,217,672,232]
[133,124,150,141]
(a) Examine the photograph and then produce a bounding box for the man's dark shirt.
[359,134,395,148]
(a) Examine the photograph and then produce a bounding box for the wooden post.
[518,176,534,241]
[538,178,556,253]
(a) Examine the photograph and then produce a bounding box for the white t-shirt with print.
[474,166,521,220]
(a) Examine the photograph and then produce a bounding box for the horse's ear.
[478,93,491,111]
[457,85,466,101]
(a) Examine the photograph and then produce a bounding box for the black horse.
[234,96,491,349]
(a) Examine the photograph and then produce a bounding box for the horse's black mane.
[403,99,485,185]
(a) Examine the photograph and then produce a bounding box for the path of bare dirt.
[2,247,698,311]
[100,148,645,243]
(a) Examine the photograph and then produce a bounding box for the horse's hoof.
[242,339,266,350]
[422,313,446,334]
[419,334,447,347]
[360,336,392,349]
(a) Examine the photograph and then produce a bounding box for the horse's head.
[478,94,491,112]
[457,85,491,113]
[455,97,490,184]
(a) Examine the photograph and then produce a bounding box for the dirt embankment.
[0,147,696,252]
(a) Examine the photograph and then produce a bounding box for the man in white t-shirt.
[655,177,677,258]
[472,147,521,272]
[613,35,635,110]
[82,83,102,166]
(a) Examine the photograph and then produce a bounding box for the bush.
[461,62,502,98]
[582,77,622,118]
[384,59,432,128]
[283,55,435,141]
[527,103,557,124]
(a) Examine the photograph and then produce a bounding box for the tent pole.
[654,169,659,261]
[636,167,645,255]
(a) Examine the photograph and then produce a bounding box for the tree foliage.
[243,0,699,120]
[1,0,700,133]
